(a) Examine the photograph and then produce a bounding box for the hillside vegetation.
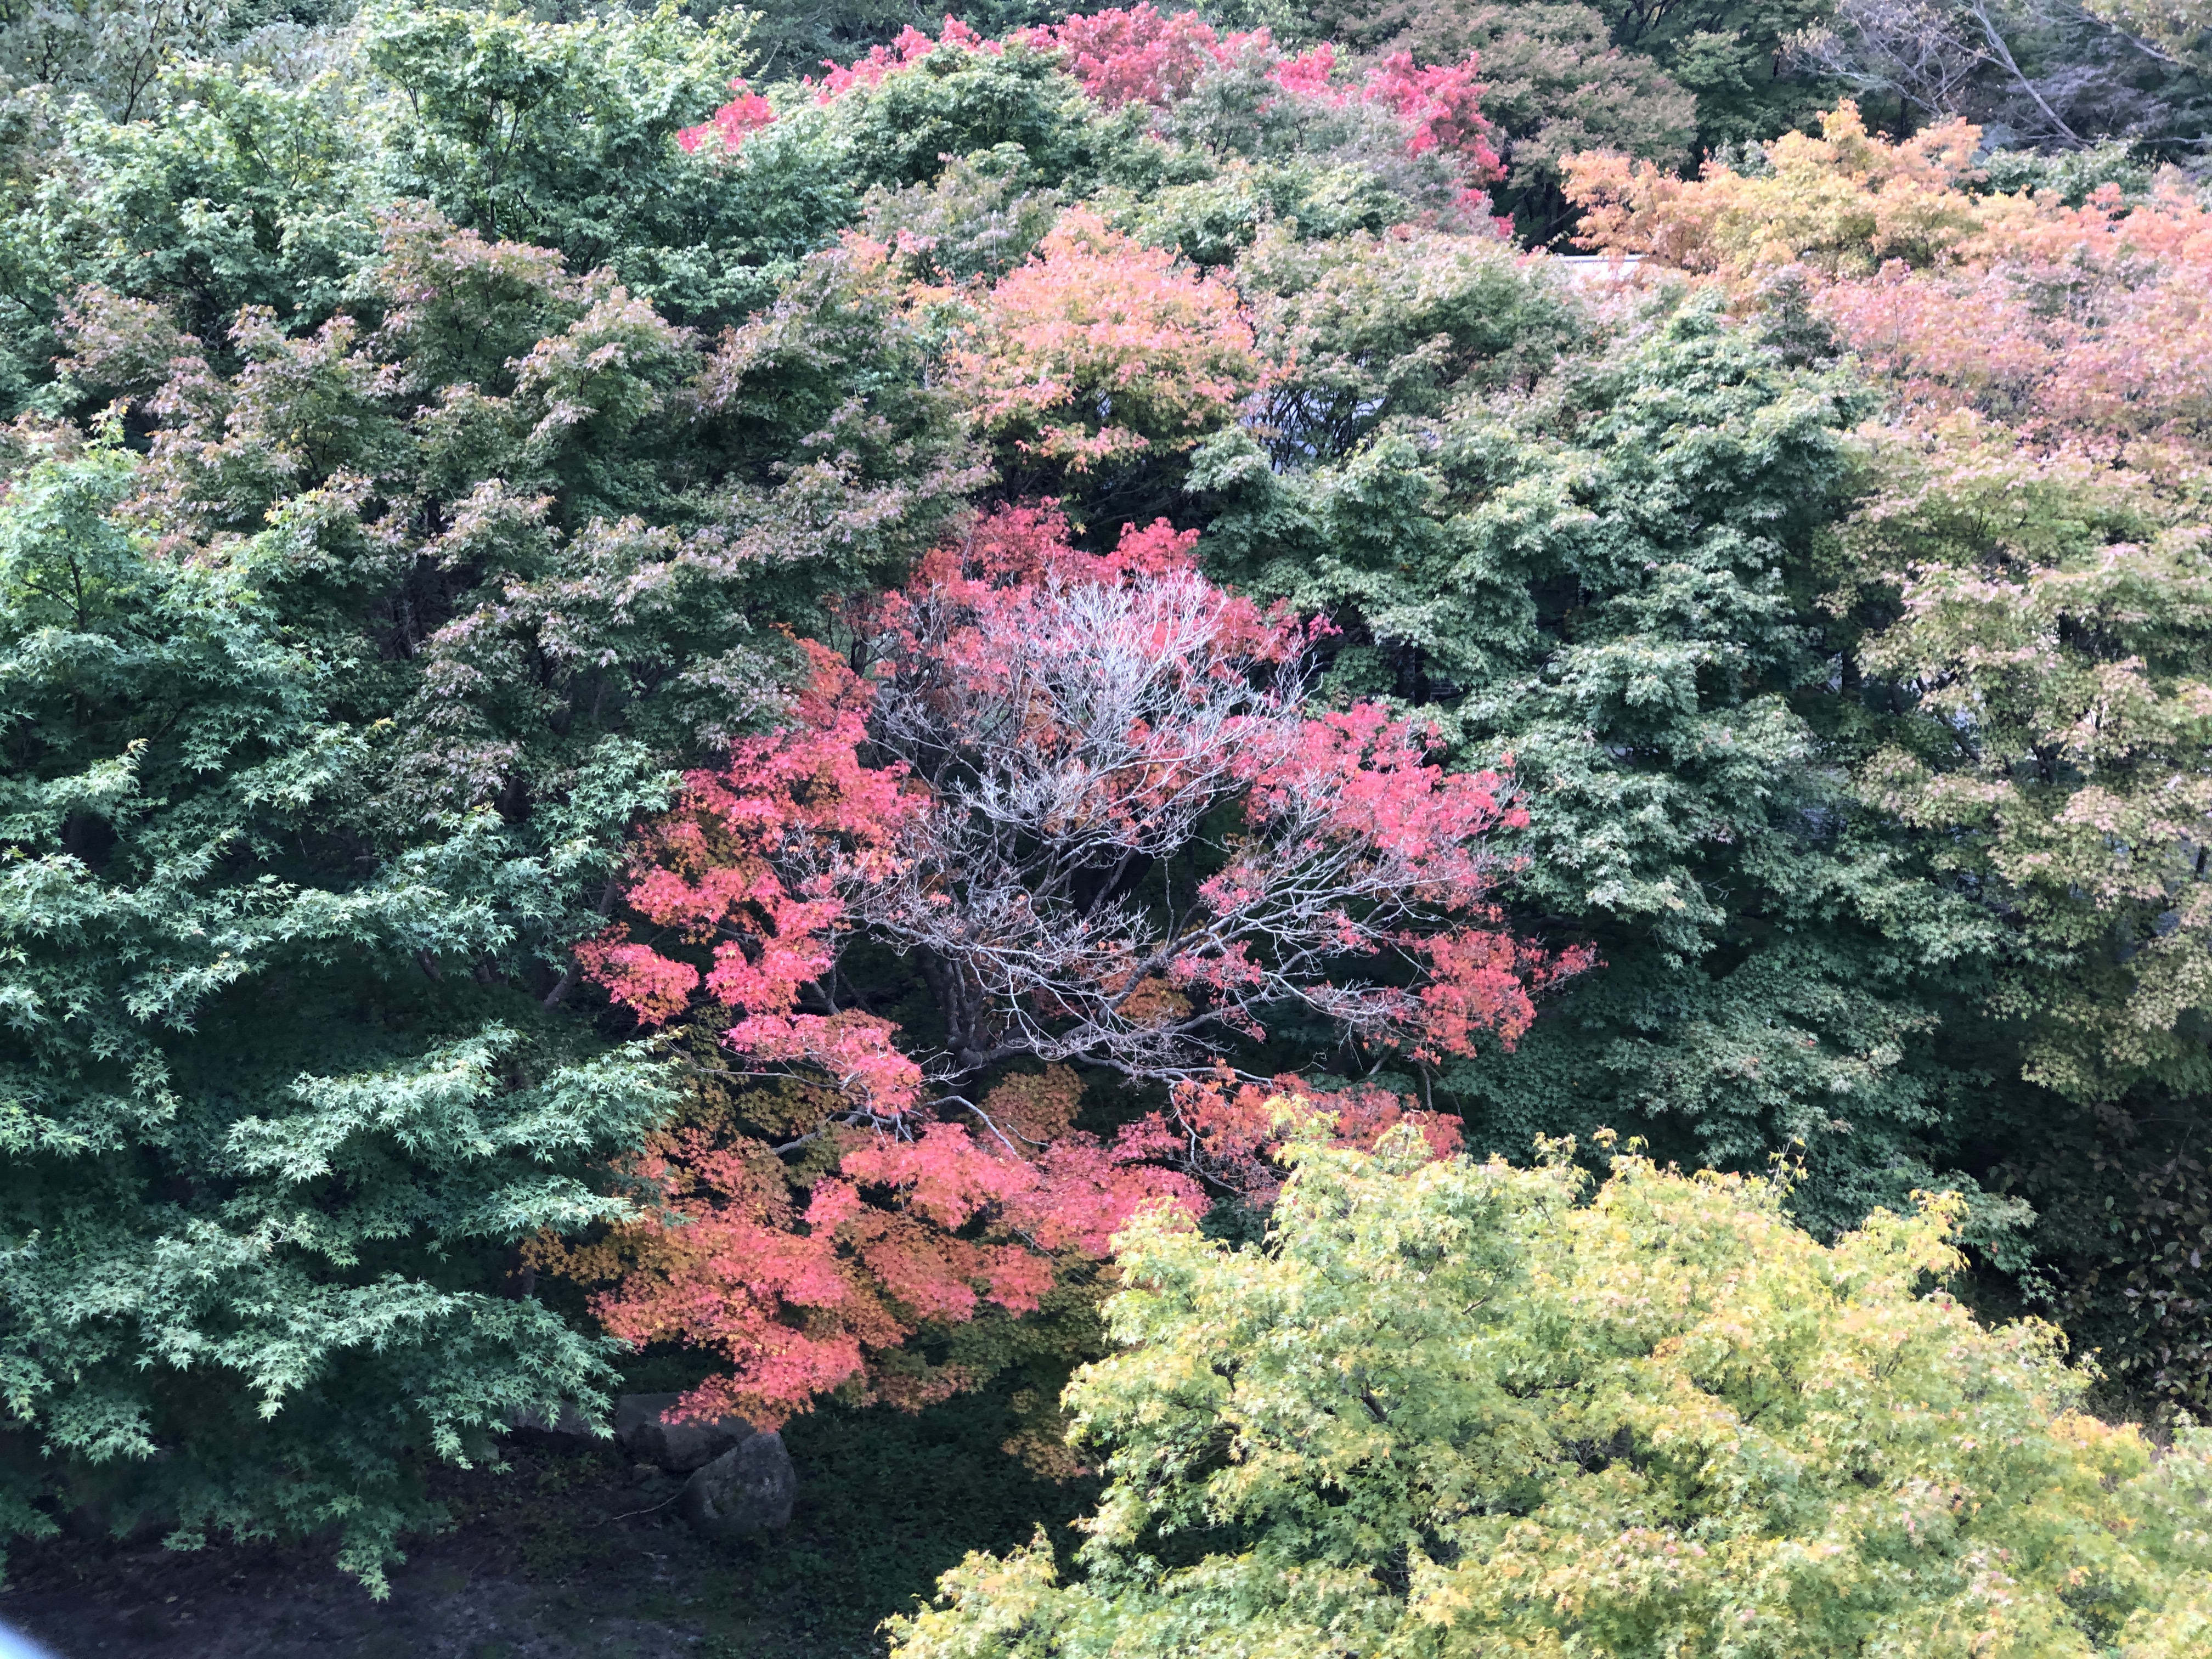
[3,2,2212,1652]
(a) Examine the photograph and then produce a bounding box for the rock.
[508,1401,599,1443]
[613,1392,758,1473]
[679,1431,795,1536]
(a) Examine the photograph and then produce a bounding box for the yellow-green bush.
[891,1110,2212,1657]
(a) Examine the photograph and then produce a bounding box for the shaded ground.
[0,1389,1094,1659]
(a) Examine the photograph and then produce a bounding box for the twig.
[607,1489,683,1522]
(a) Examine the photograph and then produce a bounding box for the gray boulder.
[679,1430,796,1536]
[614,1392,758,1474]
[509,1400,599,1442]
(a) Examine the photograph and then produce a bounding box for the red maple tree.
[676,77,776,155]
[546,506,1582,1426]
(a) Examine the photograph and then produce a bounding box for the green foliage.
[890,1121,2212,1657]
[1199,285,2002,1240]
[1442,4,1700,239]
[861,145,1068,284]
[1092,156,1431,267]
[1974,134,2158,202]
[1601,0,1838,145]
[0,0,229,123]
[361,1,855,328]
[1829,428,2212,1408]
[1847,437,2212,1108]
[0,1,864,413]
[1799,0,2212,159]
[1236,223,1579,462]
[823,35,1138,194]
[0,59,380,408]
[738,0,1066,84]
[1565,112,2212,1407]
[0,195,973,1585]
[0,421,675,1589]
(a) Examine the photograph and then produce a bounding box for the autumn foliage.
[680,10,1502,196]
[936,208,1259,495]
[1029,7,1502,184]
[550,504,1573,1425]
[1565,103,2212,1406]
[1563,100,2212,462]
[27,0,2212,1601]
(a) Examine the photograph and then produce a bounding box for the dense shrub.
[893,1113,2212,1657]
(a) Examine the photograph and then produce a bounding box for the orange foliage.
[936,208,1259,477]
[1564,101,2212,462]
[1561,101,1982,276]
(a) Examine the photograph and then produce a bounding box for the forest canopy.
[1,0,2210,1644]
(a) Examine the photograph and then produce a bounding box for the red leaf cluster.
[675,77,775,156]
[1361,52,1503,191]
[1017,6,1498,185]
[811,15,1002,99]
[1024,3,1231,109]
[559,1081,1186,1424]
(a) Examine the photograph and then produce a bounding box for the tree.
[16,0,2212,1590]
[1234,220,1579,465]
[1788,0,2212,154]
[1307,0,1838,155]
[889,1110,2212,1657]
[676,9,1510,261]
[0,3,1530,1583]
[936,207,1262,530]
[1024,0,1506,187]
[1293,0,1699,240]
[0,414,675,1592]
[1561,99,1985,278]
[0,0,225,122]
[1195,275,2001,1243]
[1837,427,2212,1409]
[546,502,1578,1425]
[361,0,856,330]
[1788,0,2070,140]
[0,53,385,412]
[0,196,974,1585]
[1565,104,2212,1407]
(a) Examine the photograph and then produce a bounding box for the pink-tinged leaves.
[573,930,699,1025]
[676,78,777,155]
[810,16,1001,100]
[1363,53,1502,182]
[941,208,1260,474]
[715,10,1502,205]
[724,1011,926,1116]
[1023,3,1232,108]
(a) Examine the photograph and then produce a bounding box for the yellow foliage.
[889,1108,2212,1657]
[1562,101,1984,277]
